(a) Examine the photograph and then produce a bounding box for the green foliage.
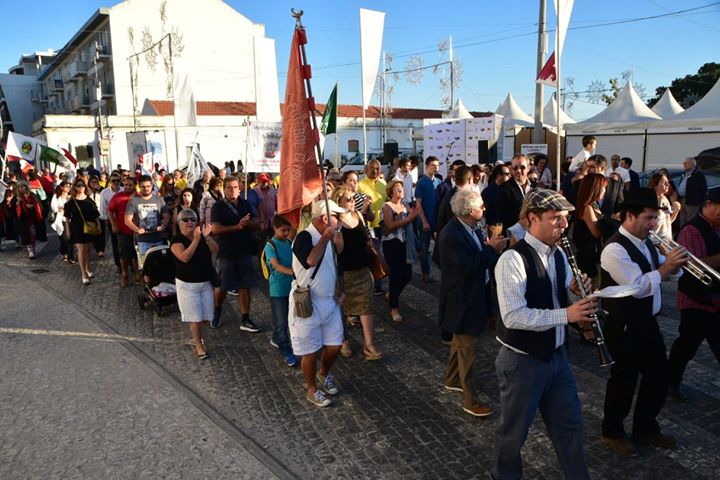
[646,63,720,108]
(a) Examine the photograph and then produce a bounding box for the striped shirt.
[494,232,572,352]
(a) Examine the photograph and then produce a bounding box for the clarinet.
[559,236,614,367]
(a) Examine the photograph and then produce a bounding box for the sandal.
[363,345,384,361]
[391,312,403,323]
[68,259,78,265]
[340,341,353,358]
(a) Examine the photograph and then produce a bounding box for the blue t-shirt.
[264,237,293,297]
[415,175,441,231]
[242,189,260,217]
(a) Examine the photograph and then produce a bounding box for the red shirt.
[39,175,55,195]
[108,192,135,236]
[676,216,720,313]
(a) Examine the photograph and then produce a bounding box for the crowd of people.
[0,142,718,479]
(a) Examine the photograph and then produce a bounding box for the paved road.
[1,235,719,479]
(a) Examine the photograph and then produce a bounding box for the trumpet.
[648,231,720,287]
[559,236,614,367]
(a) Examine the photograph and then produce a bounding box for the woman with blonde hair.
[332,186,383,360]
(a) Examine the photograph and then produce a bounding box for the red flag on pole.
[278,29,323,228]
[536,51,557,87]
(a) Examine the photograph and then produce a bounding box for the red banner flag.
[278,29,323,228]
[536,51,557,87]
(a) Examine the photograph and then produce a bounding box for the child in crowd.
[264,215,297,367]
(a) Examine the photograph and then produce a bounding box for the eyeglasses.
[76,183,86,188]
[180,218,197,223]
[110,179,120,183]
[512,165,527,171]
[501,172,511,176]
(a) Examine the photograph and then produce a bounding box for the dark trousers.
[93,219,107,253]
[106,221,120,268]
[668,308,720,386]
[492,347,588,480]
[269,296,293,356]
[602,314,668,438]
[383,238,412,309]
[446,334,478,408]
[419,229,433,274]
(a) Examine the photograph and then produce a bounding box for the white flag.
[359,8,385,111]
[172,58,197,127]
[554,0,575,59]
[253,36,282,122]
[6,131,43,163]
[186,143,210,186]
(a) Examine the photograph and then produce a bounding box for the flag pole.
[168,33,181,172]
[291,9,331,219]
[335,82,339,168]
[555,3,562,192]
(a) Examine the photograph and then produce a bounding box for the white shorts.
[175,279,214,323]
[288,294,343,356]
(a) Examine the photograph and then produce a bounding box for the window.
[348,140,359,153]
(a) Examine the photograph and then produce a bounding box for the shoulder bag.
[74,198,101,235]
[293,247,324,318]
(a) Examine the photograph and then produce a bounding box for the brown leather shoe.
[634,432,677,449]
[602,436,638,457]
[463,404,494,417]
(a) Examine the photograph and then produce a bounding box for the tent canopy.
[671,77,720,120]
[543,96,575,125]
[651,89,684,118]
[443,99,473,119]
[495,93,534,127]
[574,81,660,127]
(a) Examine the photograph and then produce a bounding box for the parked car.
[638,167,720,193]
[696,147,720,171]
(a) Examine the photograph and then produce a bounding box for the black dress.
[572,209,601,277]
[64,197,100,244]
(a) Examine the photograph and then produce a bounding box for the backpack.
[260,239,277,280]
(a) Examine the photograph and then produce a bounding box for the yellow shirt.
[176,178,187,190]
[358,176,387,229]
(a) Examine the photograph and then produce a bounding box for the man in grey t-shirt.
[124,175,167,255]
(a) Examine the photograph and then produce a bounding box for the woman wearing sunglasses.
[63,179,101,284]
[170,209,219,359]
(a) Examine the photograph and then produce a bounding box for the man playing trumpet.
[599,189,688,457]
[668,189,720,402]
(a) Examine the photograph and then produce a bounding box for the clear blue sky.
[2,0,719,120]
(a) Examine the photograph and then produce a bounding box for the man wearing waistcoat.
[599,189,688,457]
[492,189,598,480]
[667,188,720,402]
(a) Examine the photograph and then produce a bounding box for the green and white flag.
[38,145,73,169]
[320,83,337,136]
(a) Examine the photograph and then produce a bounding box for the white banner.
[172,58,197,127]
[253,36,282,122]
[246,122,282,173]
[146,130,167,172]
[554,0,575,59]
[359,8,385,111]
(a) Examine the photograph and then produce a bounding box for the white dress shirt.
[599,226,680,316]
[495,232,573,352]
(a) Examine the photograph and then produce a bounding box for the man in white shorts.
[289,200,346,407]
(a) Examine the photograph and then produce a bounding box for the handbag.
[368,244,390,281]
[292,249,324,318]
[73,198,101,235]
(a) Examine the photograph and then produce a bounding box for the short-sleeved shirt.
[415,175,441,230]
[125,194,165,243]
[211,197,255,258]
[170,233,215,283]
[242,188,260,217]
[108,192,135,236]
[264,237,293,297]
[358,177,387,229]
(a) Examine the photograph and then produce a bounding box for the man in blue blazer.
[438,189,507,417]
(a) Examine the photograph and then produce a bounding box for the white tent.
[565,82,660,169]
[641,79,720,169]
[443,99,473,119]
[543,96,575,126]
[495,93,534,127]
[651,89,684,118]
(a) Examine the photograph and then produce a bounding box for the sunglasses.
[180,217,197,223]
[110,179,120,183]
[512,165,527,171]
[75,183,86,188]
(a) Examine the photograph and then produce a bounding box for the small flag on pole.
[321,83,338,136]
[5,132,41,163]
[536,51,557,87]
[38,145,74,169]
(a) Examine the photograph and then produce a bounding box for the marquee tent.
[496,93,534,161]
[543,96,575,126]
[651,89,684,118]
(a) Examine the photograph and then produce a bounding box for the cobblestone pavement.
[1,235,719,479]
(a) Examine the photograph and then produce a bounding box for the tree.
[586,71,646,105]
[646,62,720,108]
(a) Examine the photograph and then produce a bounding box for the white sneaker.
[307,390,332,407]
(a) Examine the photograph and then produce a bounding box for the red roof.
[144,100,491,119]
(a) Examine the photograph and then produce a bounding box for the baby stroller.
[136,244,177,316]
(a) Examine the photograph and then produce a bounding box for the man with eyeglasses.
[124,175,167,257]
[100,173,122,272]
[498,154,532,233]
[482,163,511,228]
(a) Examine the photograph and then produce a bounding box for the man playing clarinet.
[599,189,688,457]
[492,189,597,480]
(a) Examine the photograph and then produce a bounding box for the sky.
[1,0,719,121]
